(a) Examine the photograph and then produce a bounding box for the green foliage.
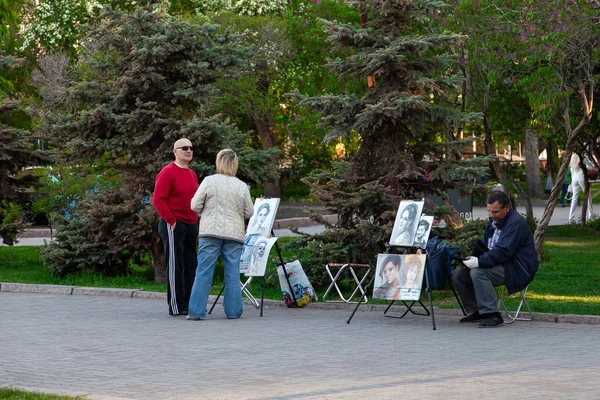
[196,0,287,16]
[0,388,84,400]
[281,0,362,95]
[41,213,131,277]
[0,0,22,36]
[39,179,158,277]
[290,0,488,270]
[31,165,119,217]
[0,94,50,245]
[19,0,100,56]
[434,218,487,256]
[0,200,25,245]
[587,215,600,231]
[41,7,275,279]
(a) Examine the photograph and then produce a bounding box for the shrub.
[41,214,131,277]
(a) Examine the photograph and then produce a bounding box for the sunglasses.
[176,146,193,151]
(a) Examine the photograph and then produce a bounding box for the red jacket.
[153,162,198,225]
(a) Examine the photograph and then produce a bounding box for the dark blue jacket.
[478,208,538,294]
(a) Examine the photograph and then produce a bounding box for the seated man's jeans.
[451,265,504,315]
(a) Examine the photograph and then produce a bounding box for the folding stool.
[322,263,371,303]
[497,285,532,323]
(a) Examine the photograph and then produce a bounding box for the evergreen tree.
[41,7,275,280]
[292,0,488,282]
[0,54,48,245]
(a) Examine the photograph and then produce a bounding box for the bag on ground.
[276,260,317,308]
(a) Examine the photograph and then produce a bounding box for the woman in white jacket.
[187,149,254,320]
[568,153,595,224]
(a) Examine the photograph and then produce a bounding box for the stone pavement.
[2,291,600,400]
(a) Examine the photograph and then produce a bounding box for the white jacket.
[191,174,254,243]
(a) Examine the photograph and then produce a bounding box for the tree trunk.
[152,236,166,283]
[253,113,281,197]
[505,165,534,222]
[525,129,544,198]
[482,113,506,190]
[534,151,571,259]
[534,81,593,261]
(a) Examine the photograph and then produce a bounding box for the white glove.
[463,257,479,269]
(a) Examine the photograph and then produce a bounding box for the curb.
[2,282,600,325]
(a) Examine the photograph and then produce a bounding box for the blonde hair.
[216,149,239,176]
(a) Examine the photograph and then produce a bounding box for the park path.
[2,292,599,399]
[5,204,580,246]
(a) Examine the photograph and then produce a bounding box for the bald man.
[153,138,199,316]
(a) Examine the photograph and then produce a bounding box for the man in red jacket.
[153,138,199,316]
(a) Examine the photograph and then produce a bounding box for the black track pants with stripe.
[158,219,198,315]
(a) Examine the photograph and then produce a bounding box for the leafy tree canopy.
[290,0,489,272]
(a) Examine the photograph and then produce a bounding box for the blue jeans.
[188,237,244,319]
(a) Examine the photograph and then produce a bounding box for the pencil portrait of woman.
[391,201,422,246]
[373,255,402,300]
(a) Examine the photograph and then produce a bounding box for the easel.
[346,244,466,330]
[209,229,299,317]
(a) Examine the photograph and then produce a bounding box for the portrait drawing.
[390,199,424,247]
[247,198,280,237]
[245,236,278,277]
[413,215,434,249]
[372,254,403,300]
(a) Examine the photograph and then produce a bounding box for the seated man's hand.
[463,256,479,269]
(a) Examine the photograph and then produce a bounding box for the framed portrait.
[389,199,424,247]
[399,254,426,300]
[245,236,278,277]
[246,198,280,237]
[372,254,403,300]
[413,215,434,249]
[240,233,259,273]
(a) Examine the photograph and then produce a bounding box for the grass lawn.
[1,225,599,315]
[0,388,84,399]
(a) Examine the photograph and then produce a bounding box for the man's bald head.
[173,138,192,149]
[172,138,193,167]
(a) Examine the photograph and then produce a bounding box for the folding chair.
[497,285,532,323]
[322,263,371,303]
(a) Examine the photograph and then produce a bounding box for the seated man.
[451,190,538,328]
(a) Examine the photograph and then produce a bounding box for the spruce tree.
[292,0,488,283]
[41,7,275,280]
[0,54,49,245]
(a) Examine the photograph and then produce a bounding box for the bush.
[0,201,26,246]
[41,214,131,276]
[587,215,600,231]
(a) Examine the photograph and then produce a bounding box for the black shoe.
[460,311,490,323]
[478,312,504,328]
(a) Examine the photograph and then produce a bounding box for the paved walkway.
[3,204,583,246]
[2,292,600,399]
